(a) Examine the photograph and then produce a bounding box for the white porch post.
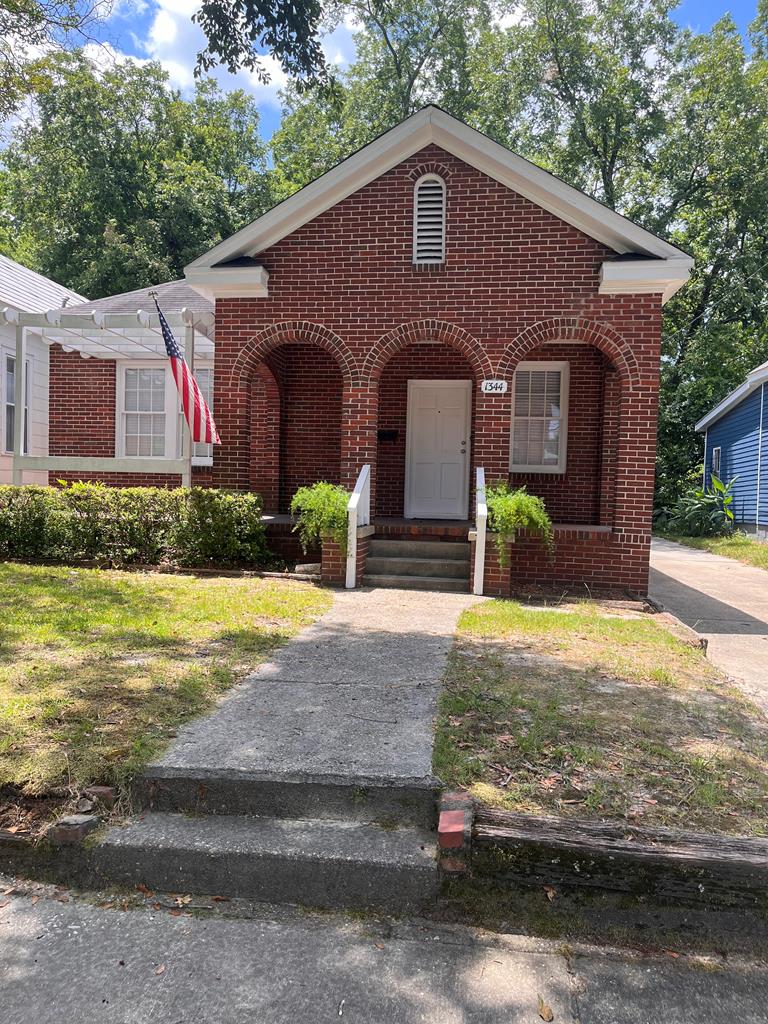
[12,321,25,485]
[181,322,194,489]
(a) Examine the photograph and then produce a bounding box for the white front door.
[405,379,472,519]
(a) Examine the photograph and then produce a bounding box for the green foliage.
[485,482,554,566]
[664,475,737,537]
[0,483,269,567]
[194,0,329,86]
[289,481,349,553]
[1,59,276,297]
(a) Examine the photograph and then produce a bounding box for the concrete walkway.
[650,538,768,710]
[153,586,478,785]
[3,883,768,1024]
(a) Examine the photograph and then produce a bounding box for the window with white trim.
[413,174,446,264]
[510,361,569,473]
[4,353,30,455]
[118,363,215,462]
[711,446,721,478]
[191,367,214,465]
[122,367,168,457]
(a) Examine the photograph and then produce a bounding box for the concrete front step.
[362,573,470,593]
[365,556,470,580]
[92,812,437,912]
[139,767,439,828]
[368,539,471,560]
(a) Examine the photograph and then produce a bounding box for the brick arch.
[497,317,640,389]
[229,321,360,389]
[407,161,453,182]
[363,320,493,382]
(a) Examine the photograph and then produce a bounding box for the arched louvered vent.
[413,174,446,264]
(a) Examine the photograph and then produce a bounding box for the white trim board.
[185,106,692,302]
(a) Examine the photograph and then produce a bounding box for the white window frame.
[711,446,721,479]
[187,365,214,467]
[3,350,31,456]
[116,362,177,460]
[509,360,570,475]
[116,361,215,464]
[413,173,446,265]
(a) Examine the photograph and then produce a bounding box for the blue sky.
[91,0,760,140]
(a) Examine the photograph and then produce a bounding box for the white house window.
[413,174,446,264]
[119,363,214,462]
[711,446,721,478]
[121,366,169,457]
[510,361,569,474]
[191,367,214,465]
[4,354,30,455]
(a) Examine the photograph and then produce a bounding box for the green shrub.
[665,475,737,537]
[290,482,350,553]
[0,483,269,568]
[484,482,554,566]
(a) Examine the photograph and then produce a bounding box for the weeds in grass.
[434,600,768,835]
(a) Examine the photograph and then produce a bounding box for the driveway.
[650,537,768,711]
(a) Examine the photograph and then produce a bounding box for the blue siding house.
[696,360,768,538]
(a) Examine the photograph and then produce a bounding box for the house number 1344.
[480,379,508,394]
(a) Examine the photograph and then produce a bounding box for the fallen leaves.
[543,885,557,903]
[538,993,554,1021]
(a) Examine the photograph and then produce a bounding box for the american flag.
[154,297,220,445]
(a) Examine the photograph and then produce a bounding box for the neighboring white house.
[0,255,86,484]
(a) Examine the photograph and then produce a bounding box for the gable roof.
[186,106,692,298]
[696,361,768,432]
[0,254,86,313]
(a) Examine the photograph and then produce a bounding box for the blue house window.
[711,446,721,478]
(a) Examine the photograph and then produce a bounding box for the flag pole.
[182,320,194,489]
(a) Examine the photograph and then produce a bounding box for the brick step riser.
[137,773,438,829]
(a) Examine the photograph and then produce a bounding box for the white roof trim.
[695,363,768,432]
[185,265,269,302]
[599,258,693,304]
[185,106,689,279]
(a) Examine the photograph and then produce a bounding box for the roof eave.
[184,106,689,276]
[695,370,768,432]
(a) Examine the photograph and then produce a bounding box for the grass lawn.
[434,599,768,836]
[0,563,330,806]
[658,532,768,572]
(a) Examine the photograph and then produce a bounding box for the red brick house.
[40,106,692,594]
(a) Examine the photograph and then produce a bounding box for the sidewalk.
[650,538,768,712]
[2,881,767,1024]
[152,586,478,784]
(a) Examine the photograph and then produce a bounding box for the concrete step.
[91,812,437,912]
[138,767,439,828]
[362,574,470,593]
[365,556,470,580]
[368,539,470,560]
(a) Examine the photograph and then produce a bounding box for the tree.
[194,0,330,87]
[0,0,105,121]
[273,0,493,188]
[1,57,275,297]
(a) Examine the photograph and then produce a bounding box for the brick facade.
[47,142,664,593]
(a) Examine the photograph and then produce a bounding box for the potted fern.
[290,482,350,553]
[485,482,554,566]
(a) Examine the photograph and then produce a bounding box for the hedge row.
[0,484,269,568]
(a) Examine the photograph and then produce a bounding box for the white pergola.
[0,306,215,487]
